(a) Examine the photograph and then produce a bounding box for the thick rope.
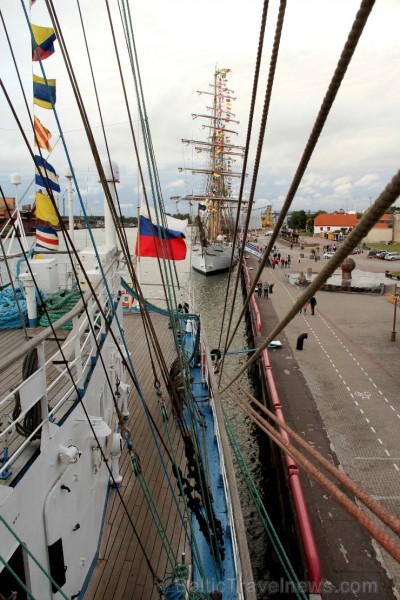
[0,288,27,329]
[218,0,286,381]
[39,288,82,329]
[221,167,400,393]
[227,388,400,564]
[221,0,377,363]
[234,380,400,537]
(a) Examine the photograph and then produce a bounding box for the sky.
[1,0,400,219]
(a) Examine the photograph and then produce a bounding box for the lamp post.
[9,173,28,252]
[65,166,74,244]
[391,283,398,342]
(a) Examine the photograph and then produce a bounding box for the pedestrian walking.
[310,296,317,315]
[269,283,274,294]
[303,301,309,314]
[257,282,262,297]
[263,282,269,299]
[280,257,285,268]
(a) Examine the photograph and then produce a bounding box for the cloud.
[1,0,399,222]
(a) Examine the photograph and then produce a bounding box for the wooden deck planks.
[0,311,192,598]
[86,311,192,600]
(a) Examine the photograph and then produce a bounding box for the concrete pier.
[243,236,399,599]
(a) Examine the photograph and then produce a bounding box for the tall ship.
[174,69,244,275]
[0,4,254,599]
[3,2,400,600]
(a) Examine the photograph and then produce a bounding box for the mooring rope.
[226,385,400,564]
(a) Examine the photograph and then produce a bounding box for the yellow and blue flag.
[35,156,60,193]
[33,74,56,109]
[32,24,56,61]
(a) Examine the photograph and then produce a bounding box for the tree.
[305,210,327,234]
[287,210,307,230]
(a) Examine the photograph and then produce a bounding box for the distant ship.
[173,68,244,275]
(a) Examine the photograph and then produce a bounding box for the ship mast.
[209,70,218,242]
[175,69,245,245]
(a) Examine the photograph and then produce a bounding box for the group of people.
[257,281,274,298]
[270,253,291,269]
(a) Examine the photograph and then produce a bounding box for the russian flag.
[135,208,187,261]
[36,224,59,251]
[35,155,60,193]
[32,24,56,61]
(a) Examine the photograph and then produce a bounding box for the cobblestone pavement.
[247,235,400,598]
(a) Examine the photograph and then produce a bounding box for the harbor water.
[1,227,271,595]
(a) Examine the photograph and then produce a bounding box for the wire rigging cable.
[219,0,378,373]
[43,3,219,584]
[218,0,285,381]
[221,168,400,393]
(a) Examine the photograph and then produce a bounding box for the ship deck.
[85,311,190,599]
[0,311,190,599]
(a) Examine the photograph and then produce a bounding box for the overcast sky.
[1,0,399,218]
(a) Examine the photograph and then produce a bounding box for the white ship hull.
[0,251,130,599]
[191,243,238,275]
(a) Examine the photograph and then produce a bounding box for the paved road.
[246,235,400,598]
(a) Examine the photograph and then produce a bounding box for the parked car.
[367,250,381,258]
[324,251,336,259]
[384,252,400,261]
[377,251,389,259]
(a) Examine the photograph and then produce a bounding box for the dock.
[244,240,400,599]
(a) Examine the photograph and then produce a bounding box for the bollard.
[296,333,308,350]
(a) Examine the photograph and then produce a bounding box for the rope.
[234,380,400,538]
[121,277,201,365]
[130,451,177,573]
[0,516,69,600]
[220,0,378,370]
[218,0,285,382]
[0,287,27,329]
[12,348,41,439]
[222,404,308,600]
[227,386,400,564]
[38,288,82,329]
[0,238,29,339]
[160,403,211,591]
[221,166,400,393]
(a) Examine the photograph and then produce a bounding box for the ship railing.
[200,330,255,600]
[0,260,120,483]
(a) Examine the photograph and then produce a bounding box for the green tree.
[288,210,307,230]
